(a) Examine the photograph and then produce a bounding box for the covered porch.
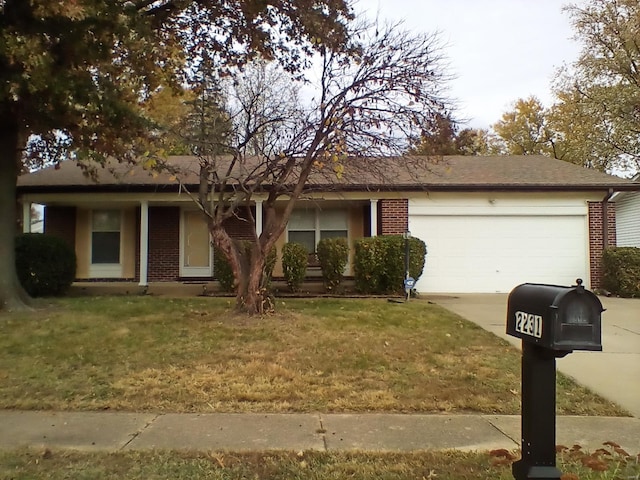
[19,192,404,286]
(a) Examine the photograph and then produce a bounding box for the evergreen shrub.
[602,247,640,297]
[15,233,76,297]
[316,237,349,293]
[354,235,426,294]
[282,242,308,292]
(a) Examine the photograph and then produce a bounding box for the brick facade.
[147,206,180,281]
[43,206,76,250]
[379,199,408,235]
[43,201,614,289]
[588,201,616,289]
[222,207,255,240]
[141,206,254,281]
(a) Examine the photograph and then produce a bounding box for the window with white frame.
[91,210,121,264]
[287,209,348,254]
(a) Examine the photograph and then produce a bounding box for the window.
[319,210,348,242]
[91,210,121,264]
[288,210,317,253]
[288,231,316,254]
[288,209,348,253]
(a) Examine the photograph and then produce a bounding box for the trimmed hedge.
[354,235,426,294]
[602,247,640,297]
[213,241,277,293]
[282,242,308,292]
[316,237,349,293]
[15,233,76,297]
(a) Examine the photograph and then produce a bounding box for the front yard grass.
[0,296,626,415]
[1,448,638,480]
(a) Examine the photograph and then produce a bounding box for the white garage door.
[409,215,589,293]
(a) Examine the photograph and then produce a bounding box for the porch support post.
[22,200,31,233]
[255,199,263,238]
[139,200,149,286]
[370,199,378,237]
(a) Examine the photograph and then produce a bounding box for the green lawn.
[1,448,637,480]
[0,296,627,415]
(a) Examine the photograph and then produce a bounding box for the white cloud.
[356,0,583,128]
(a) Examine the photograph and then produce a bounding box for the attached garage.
[409,193,591,293]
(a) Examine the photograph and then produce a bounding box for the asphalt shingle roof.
[17,155,640,192]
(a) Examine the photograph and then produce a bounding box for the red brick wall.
[44,206,76,250]
[148,206,180,281]
[223,206,255,240]
[140,206,258,282]
[380,199,408,235]
[588,201,616,289]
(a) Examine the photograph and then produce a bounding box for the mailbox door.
[553,290,603,351]
[507,283,603,351]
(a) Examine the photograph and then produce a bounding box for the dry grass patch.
[0,296,627,415]
[1,448,638,480]
[0,450,505,480]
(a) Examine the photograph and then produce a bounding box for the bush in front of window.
[354,235,427,294]
[602,247,640,297]
[214,241,277,293]
[316,237,349,293]
[15,233,76,297]
[353,237,385,294]
[282,242,308,292]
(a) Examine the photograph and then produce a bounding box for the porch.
[20,194,409,285]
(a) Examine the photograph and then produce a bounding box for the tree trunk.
[210,224,270,315]
[239,246,268,315]
[0,117,32,312]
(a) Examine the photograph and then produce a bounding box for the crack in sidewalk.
[120,414,161,451]
[318,414,328,451]
[482,416,520,447]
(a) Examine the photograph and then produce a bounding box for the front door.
[180,210,212,277]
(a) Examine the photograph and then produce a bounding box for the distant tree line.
[413,0,640,176]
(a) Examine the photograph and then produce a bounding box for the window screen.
[92,210,120,264]
[319,209,347,241]
[288,231,316,253]
[320,230,348,240]
[288,208,348,253]
[319,210,348,230]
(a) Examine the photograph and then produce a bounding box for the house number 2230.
[515,311,543,339]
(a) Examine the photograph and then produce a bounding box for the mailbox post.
[506,279,603,480]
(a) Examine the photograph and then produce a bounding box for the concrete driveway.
[431,294,640,418]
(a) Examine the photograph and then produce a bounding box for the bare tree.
[163,22,453,314]
[1,0,353,311]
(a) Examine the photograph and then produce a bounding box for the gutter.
[17,182,640,195]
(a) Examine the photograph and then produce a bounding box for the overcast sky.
[356,0,584,129]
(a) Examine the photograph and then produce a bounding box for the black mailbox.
[506,280,603,351]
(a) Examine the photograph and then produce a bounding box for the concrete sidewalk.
[1,411,639,453]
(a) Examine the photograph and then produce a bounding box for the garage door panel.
[410,215,588,293]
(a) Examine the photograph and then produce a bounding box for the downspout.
[602,188,614,250]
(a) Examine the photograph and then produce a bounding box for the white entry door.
[180,210,212,277]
